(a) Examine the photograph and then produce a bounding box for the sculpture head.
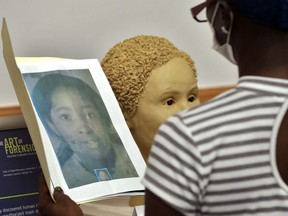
[102,35,199,160]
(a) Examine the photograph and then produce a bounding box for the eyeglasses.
[191,0,216,22]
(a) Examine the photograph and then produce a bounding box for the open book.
[1,18,146,204]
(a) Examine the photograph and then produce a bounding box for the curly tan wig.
[101,35,197,117]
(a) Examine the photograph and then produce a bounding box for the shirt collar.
[237,76,288,97]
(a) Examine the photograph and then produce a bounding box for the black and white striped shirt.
[143,76,288,216]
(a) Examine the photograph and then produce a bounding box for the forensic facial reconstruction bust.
[129,57,199,160]
[101,35,199,161]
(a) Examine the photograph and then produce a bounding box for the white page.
[2,17,145,204]
[16,58,146,203]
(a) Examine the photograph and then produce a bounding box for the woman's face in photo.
[47,86,112,159]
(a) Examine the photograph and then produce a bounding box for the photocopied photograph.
[23,69,138,188]
[2,18,145,203]
[11,59,146,203]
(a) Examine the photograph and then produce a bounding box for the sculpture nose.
[178,100,191,110]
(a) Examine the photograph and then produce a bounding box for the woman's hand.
[38,173,84,216]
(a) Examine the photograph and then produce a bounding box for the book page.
[2,18,146,204]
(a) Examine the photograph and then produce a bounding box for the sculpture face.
[128,58,200,160]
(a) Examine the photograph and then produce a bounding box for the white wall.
[0,0,238,107]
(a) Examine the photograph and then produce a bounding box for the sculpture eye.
[164,99,176,106]
[188,95,197,102]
